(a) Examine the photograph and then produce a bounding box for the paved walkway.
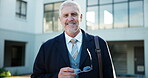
[3,74,31,78]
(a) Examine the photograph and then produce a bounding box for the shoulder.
[85,33,106,42]
[95,35,106,43]
[81,29,106,44]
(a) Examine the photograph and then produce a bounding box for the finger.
[58,67,76,77]
[58,71,76,78]
[61,67,75,72]
[59,75,75,78]
[61,71,76,76]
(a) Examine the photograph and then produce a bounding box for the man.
[31,1,116,78]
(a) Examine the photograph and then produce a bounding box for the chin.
[70,29,80,33]
[68,30,76,33]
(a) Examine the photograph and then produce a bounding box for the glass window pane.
[87,0,98,5]
[21,2,27,15]
[4,41,26,67]
[129,1,143,27]
[16,0,20,13]
[44,12,53,32]
[100,5,113,29]
[16,0,27,19]
[114,3,128,28]
[108,41,144,75]
[129,0,140,1]
[53,11,62,31]
[54,2,62,10]
[114,0,128,3]
[44,2,64,32]
[100,0,112,4]
[86,6,98,30]
[45,4,53,11]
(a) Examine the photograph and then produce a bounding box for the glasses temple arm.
[87,48,93,68]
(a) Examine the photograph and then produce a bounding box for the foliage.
[0,68,11,77]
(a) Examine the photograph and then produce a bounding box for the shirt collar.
[65,30,82,44]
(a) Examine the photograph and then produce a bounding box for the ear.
[80,14,82,22]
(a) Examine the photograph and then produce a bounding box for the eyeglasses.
[74,48,93,75]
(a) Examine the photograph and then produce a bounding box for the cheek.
[60,19,66,24]
[75,17,81,22]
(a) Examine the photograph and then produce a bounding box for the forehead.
[61,5,80,14]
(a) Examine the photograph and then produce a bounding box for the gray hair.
[59,1,81,17]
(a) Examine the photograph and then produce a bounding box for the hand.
[58,67,76,78]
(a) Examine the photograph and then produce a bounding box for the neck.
[66,29,80,38]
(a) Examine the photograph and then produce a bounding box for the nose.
[67,16,74,21]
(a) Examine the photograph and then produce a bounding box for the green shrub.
[0,68,11,77]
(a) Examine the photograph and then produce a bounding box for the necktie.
[70,38,78,60]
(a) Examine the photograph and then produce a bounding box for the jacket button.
[74,63,78,66]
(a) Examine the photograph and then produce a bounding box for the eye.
[71,13,78,17]
[63,14,68,18]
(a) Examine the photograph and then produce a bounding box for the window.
[108,41,144,75]
[4,40,26,67]
[114,0,128,3]
[16,0,27,19]
[86,6,99,30]
[129,1,143,27]
[86,0,144,30]
[100,5,113,29]
[87,0,98,5]
[114,3,128,28]
[44,2,63,33]
[100,0,112,4]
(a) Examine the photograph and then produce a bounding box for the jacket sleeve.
[99,38,116,78]
[31,44,58,78]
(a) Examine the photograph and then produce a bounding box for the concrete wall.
[0,0,148,77]
[145,37,148,78]
[34,0,44,34]
[0,29,35,75]
[144,0,148,77]
[0,0,36,34]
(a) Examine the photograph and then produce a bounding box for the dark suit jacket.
[31,30,116,78]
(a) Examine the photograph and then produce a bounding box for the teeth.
[66,23,75,25]
[66,21,75,25]
[67,23,74,25]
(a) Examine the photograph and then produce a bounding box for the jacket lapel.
[56,33,70,66]
[79,39,88,66]
[56,30,93,67]
[79,30,93,67]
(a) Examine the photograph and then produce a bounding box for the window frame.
[4,40,26,67]
[86,0,144,30]
[16,0,27,19]
[43,1,63,33]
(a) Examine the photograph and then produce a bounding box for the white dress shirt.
[65,30,82,55]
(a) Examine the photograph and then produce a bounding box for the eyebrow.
[62,12,78,15]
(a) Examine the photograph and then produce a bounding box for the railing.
[117,74,145,78]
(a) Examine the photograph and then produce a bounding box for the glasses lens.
[74,66,92,75]
[83,66,92,72]
[74,69,81,75]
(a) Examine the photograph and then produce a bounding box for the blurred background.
[0,0,148,78]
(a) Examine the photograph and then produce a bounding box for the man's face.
[59,5,82,34]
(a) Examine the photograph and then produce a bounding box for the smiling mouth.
[66,23,75,26]
[66,21,76,25]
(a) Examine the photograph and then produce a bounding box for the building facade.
[0,0,148,77]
